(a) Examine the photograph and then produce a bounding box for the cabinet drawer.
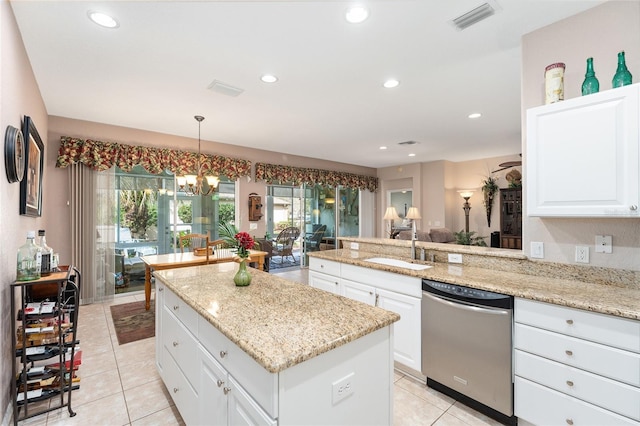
[164,287,199,335]
[515,323,640,386]
[341,263,421,298]
[516,350,640,420]
[198,316,278,419]
[162,306,200,388]
[515,377,639,426]
[162,346,199,426]
[309,258,340,276]
[515,298,640,353]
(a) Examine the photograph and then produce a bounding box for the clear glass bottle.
[17,231,42,281]
[581,57,600,95]
[612,51,632,88]
[38,229,53,276]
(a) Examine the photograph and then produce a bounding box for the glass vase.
[234,259,252,287]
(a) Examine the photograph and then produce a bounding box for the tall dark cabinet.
[500,188,522,249]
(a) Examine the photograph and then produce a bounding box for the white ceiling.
[11,0,603,168]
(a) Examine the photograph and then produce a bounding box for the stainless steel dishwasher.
[421,279,516,426]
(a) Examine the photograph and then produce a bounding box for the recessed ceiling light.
[261,74,278,83]
[383,79,400,89]
[88,11,119,29]
[408,153,416,157]
[379,146,388,150]
[468,113,482,119]
[345,6,369,23]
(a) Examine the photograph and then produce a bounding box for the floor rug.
[110,301,155,345]
[269,257,300,270]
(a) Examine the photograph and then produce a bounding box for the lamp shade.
[383,206,401,221]
[406,207,421,220]
[458,190,475,199]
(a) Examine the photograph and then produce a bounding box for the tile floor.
[19,267,501,426]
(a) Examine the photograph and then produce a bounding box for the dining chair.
[208,238,233,261]
[179,233,210,260]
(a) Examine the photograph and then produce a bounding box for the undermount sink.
[364,257,433,271]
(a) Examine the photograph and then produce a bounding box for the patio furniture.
[304,224,326,252]
[271,227,300,264]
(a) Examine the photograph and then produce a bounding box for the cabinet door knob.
[220,350,227,358]
[158,287,164,292]
[565,350,573,356]
[173,387,179,393]
[223,387,231,395]
[217,380,224,388]
[566,319,574,325]
[566,380,574,387]
[172,341,179,347]
[566,419,574,425]
[173,305,179,311]
[631,205,638,211]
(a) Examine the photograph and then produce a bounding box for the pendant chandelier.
[176,115,220,196]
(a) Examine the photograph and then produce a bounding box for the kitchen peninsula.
[153,262,399,425]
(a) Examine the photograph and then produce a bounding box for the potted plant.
[482,176,499,227]
[454,230,488,246]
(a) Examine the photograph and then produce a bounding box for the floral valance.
[56,136,251,179]
[255,162,378,192]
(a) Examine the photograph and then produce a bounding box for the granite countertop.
[309,249,640,321]
[154,262,399,373]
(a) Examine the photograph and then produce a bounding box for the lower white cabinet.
[309,258,422,373]
[514,298,640,425]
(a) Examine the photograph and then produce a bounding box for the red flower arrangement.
[234,232,255,259]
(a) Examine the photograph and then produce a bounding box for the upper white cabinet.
[526,83,640,217]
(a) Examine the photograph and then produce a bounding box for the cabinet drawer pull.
[217,380,224,388]
[220,350,227,358]
[172,341,179,347]
[158,287,164,292]
[565,350,573,356]
[566,319,573,325]
[631,205,638,211]
[320,265,324,268]
[375,294,379,307]
[566,419,574,425]
[223,387,231,395]
[566,380,574,387]
[173,305,179,311]
[173,387,179,393]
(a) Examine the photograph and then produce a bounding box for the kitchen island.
[153,262,399,425]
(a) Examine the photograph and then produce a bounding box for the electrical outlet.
[448,253,463,264]
[575,246,590,263]
[332,373,354,404]
[595,235,612,254]
[350,242,359,250]
[530,242,544,259]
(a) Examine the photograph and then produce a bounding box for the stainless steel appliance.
[421,279,516,425]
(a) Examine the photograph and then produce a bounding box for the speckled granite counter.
[309,249,640,321]
[154,262,399,373]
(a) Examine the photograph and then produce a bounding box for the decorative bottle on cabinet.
[612,51,632,88]
[581,57,599,95]
[17,231,41,281]
[38,229,53,276]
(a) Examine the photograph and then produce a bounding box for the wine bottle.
[612,51,632,88]
[17,231,41,281]
[38,230,53,276]
[581,57,599,95]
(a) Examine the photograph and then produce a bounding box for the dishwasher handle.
[422,291,512,316]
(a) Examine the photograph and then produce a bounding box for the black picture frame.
[20,116,44,217]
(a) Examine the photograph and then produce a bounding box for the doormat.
[110,301,155,345]
[269,257,300,271]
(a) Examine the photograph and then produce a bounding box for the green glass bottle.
[612,51,632,88]
[581,57,599,95]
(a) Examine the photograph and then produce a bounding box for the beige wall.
[522,1,640,270]
[47,116,376,262]
[1,0,49,419]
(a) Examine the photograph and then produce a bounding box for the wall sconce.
[457,190,475,233]
[383,206,400,238]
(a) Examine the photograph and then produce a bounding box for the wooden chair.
[271,227,300,264]
[208,238,233,261]
[179,233,210,260]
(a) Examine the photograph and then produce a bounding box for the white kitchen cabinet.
[514,298,640,425]
[526,83,640,217]
[310,259,422,374]
[155,280,165,377]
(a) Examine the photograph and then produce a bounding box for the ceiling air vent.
[452,3,495,30]
[207,80,245,97]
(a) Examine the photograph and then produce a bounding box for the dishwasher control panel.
[422,279,513,308]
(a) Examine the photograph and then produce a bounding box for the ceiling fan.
[492,154,522,173]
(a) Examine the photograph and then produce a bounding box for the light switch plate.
[448,253,462,264]
[595,235,612,253]
[350,242,359,250]
[530,242,544,259]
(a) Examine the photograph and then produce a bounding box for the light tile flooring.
[19,267,501,426]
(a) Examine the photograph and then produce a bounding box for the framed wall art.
[20,116,44,217]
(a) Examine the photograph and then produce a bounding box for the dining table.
[141,249,268,310]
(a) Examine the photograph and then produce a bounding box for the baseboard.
[2,401,13,426]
